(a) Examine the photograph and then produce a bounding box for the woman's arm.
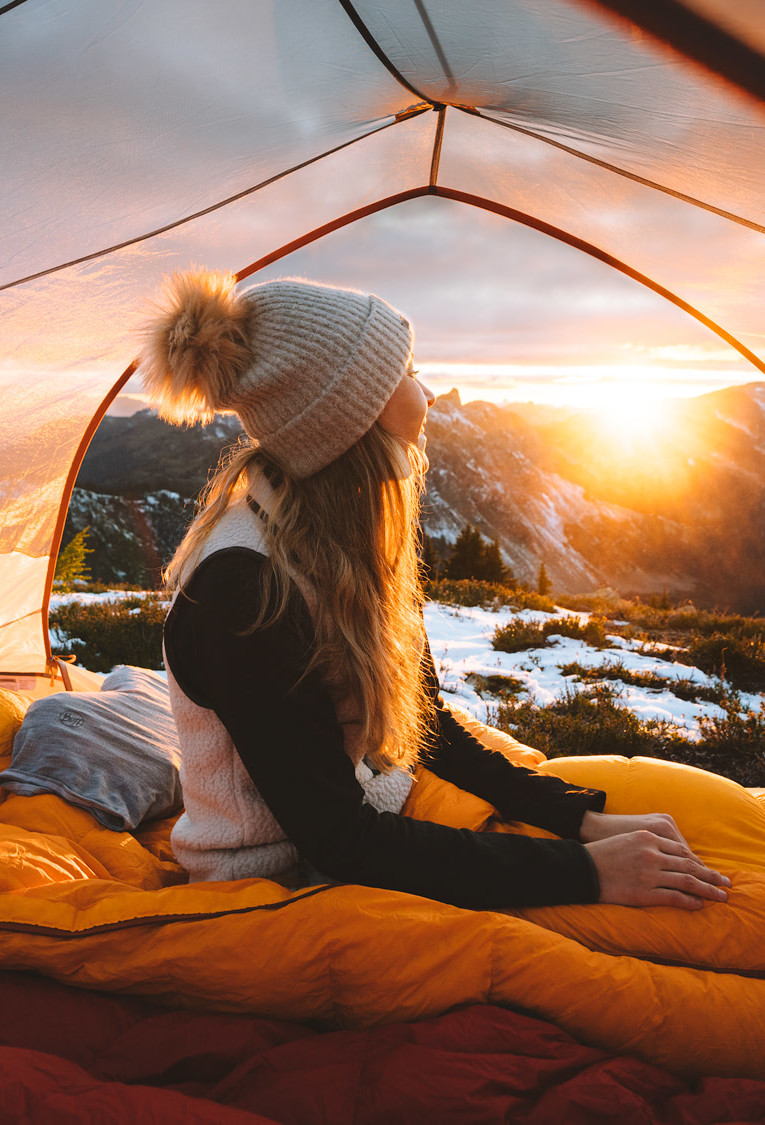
[421,641,606,838]
[165,549,600,910]
[421,643,730,909]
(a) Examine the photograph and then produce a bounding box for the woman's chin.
[389,437,428,480]
[417,433,429,472]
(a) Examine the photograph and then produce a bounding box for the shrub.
[558,659,727,705]
[492,619,549,652]
[493,615,607,653]
[554,592,629,618]
[49,595,168,673]
[428,579,528,609]
[697,703,765,758]
[496,685,765,786]
[466,672,525,699]
[512,590,558,613]
[497,685,682,759]
[679,633,765,693]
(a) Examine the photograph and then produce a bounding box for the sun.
[588,383,673,444]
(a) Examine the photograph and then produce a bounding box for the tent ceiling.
[1,0,764,675]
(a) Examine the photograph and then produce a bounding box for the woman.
[141,270,730,912]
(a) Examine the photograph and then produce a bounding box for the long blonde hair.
[166,424,433,772]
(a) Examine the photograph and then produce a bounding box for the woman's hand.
[584,827,731,910]
[580,810,689,848]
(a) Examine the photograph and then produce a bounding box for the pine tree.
[481,538,508,584]
[446,523,484,580]
[537,562,551,597]
[54,526,93,590]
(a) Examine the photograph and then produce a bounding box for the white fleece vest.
[168,497,413,883]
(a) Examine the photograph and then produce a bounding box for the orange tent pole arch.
[44,183,764,682]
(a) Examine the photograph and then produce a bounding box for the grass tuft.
[558,659,727,705]
[465,672,526,700]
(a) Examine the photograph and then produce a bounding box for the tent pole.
[236,188,764,377]
[432,186,765,376]
[42,362,136,683]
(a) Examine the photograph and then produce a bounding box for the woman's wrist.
[579,810,607,843]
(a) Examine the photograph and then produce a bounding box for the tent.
[1,0,764,689]
[3,3,765,1119]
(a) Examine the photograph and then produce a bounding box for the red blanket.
[2,972,765,1124]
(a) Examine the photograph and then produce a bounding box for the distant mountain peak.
[74,383,765,611]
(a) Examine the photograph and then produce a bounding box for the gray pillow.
[0,666,182,831]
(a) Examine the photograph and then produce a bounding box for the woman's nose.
[419,380,436,407]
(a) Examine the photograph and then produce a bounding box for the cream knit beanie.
[140,270,413,478]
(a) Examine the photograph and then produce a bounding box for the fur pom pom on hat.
[140,270,413,478]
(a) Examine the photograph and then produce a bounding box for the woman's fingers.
[656,867,729,902]
[579,812,697,860]
[654,836,731,891]
[643,813,685,845]
[586,829,732,909]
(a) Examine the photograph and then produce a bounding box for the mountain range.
[66,382,765,612]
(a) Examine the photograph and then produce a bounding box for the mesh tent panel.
[0,111,436,672]
[2,109,437,379]
[0,371,112,671]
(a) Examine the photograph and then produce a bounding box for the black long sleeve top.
[164,548,605,910]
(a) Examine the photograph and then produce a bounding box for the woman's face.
[378,364,436,461]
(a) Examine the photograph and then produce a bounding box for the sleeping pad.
[1,688,765,1101]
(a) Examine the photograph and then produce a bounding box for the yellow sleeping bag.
[0,689,764,1080]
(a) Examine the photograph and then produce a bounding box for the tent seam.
[0,115,423,293]
[0,609,43,630]
[0,0,31,14]
[457,107,765,235]
[412,0,458,92]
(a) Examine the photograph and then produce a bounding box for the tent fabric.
[1,0,764,677]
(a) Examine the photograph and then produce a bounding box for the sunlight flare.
[589,384,671,442]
